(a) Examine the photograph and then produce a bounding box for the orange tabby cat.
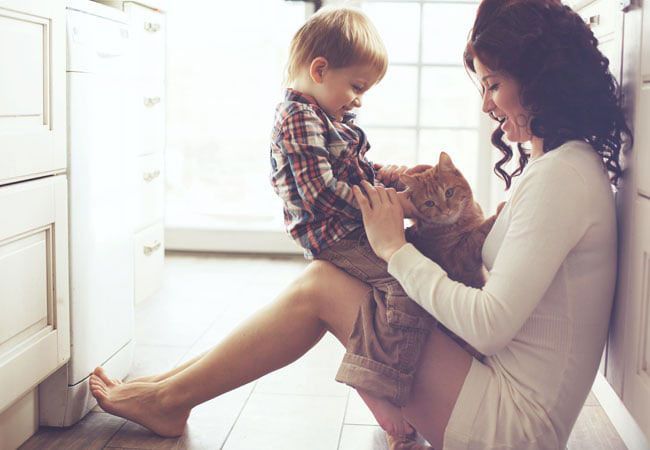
[399,151,504,361]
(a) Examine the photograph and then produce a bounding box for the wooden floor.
[21,252,627,450]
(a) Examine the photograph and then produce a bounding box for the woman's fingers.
[386,187,399,205]
[361,180,380,208]
[352,185,371,215]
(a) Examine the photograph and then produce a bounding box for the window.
[165,0,502,252]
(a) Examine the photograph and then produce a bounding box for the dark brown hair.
[464,0,631,189]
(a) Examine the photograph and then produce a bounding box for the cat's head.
[400,152,473,226]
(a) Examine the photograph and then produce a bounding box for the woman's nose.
[482,93,494,114]
[353,97,362,108]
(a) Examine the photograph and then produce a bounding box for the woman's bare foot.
[357,389,414,437]
[89,366,190,437]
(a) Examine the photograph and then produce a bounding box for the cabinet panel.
[577,0,619,39]
[636,84,650,197]
[0,1,66,185]
[0,232,49,351]
[134,221,164,304]
[0,175,69,414]
[642,0,650,81]
[128,80,165,156]
[623,197,650,439]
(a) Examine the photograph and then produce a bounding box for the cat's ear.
[438,151,455,171]
[399,173,419,190]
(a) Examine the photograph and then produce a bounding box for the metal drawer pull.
[144,96,161,107]
[143,169,161,182]
[144,22,160,33]
[587,14,600,28]
[143,240,161,256]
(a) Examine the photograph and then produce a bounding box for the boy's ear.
[309,57,329,84]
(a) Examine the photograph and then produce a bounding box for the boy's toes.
[93,366,116,387]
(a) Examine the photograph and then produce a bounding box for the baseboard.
[592,373,650,450]
[0,389,38,450]
[165,226,303,255]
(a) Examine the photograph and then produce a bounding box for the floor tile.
[222,393,347,450]
[19,412,125,450]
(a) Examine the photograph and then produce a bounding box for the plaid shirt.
[270,88,376,258]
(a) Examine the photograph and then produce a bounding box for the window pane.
[420,66,480,128]
[358,65,418,127]
[362,2,420,64]
[364,128,417,167]
[165,1,304,230]
[421,3,478,65]
[419,129,479,189]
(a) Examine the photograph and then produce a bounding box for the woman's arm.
[353,161,591,356]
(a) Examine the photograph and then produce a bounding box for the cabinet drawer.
[134,221,164,304]
[577,0,619,40]
[128,80,165,156]
[0,175,70,414]
[0,2,66,184]
[636,84,650,198]
[125,2,165,84]
[135,153,164,230]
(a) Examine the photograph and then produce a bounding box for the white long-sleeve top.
[387,140,617,445]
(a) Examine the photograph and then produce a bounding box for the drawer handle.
[143,169,161,182]
[143,240,162,256]
[586,14,600,28]
[144,22,161,33]
[144,97,161,107]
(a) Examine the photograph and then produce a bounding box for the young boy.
[270,6,434,447]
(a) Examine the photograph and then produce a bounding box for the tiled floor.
[21,252,627,450]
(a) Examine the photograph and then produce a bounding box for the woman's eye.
[424,200,435,207]
[445,188,455,198]
[352,85,363,93]
[487,83,500,92]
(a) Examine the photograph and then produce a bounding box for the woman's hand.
[352,180,408,262]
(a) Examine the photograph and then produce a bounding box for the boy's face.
[313,63,381,121]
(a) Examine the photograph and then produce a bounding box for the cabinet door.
[637,84,650,198]
[642,0,650,82]
[623,197,650,439]
[0,0,66,185]
[0,175,69,414]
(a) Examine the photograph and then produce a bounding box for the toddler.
[269,6,434,446]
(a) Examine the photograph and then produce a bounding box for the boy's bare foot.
[357,389,414,437]
[386,429,433,450]
[89,366,189,437]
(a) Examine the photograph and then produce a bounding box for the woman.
[89,0,631,448]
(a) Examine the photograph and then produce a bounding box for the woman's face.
[474,57,532,143]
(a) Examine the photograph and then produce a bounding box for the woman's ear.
[309,57,329,84]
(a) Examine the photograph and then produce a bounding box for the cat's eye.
[424,200,435,208]
[445,188,455,198]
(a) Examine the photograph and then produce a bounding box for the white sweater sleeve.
[387,160,591,356]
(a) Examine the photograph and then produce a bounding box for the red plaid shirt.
[270,89,376,258]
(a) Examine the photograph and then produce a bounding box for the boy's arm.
[278,109,361,220]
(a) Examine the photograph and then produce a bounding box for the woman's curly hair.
[463,0,632,189]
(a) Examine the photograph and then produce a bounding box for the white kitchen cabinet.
[637,85,650,197]
[0,176,70,415]
[0,0,66,185]
[642,0,650,82]
[623,197,650,437]
[97,0,167,305]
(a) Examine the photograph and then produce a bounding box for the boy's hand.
[376,164,409,189]
[396,190,422,219]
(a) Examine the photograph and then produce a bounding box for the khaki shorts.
[315,227,437,406]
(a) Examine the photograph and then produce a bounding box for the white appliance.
[38,0,135,426]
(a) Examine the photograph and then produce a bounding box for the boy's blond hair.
[285,6,388,85]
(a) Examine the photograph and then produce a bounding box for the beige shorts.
[315,227,437,406]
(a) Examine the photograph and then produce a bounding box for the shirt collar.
[284,88,357,124]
